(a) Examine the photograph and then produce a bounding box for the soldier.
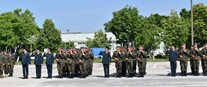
[0,51,4,78]
[190,43,201,76]
[113,46,124,77]
[201,43,207,76]
[8,52,15,77]
[31,49,43,79]
[133,47,137,76]
[137,46,148,77]
[78,48,86,78]
[19,49,31,79]
[55,48,64,78]
[43,48,54,78]
[166,45,178,77]
[178,43,189,76]
[126,47,137,77]
[3,52,10,78]
[82,48,91,77]
[99,46,111,78]
[121,47,127,76]
[73,49,81,77]
[67,49,75,78]
[88,48,94,75]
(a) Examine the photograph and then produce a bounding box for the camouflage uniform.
[137,50,148,77]
[126,51,137,77]
[0,53,5,78]
[113,51,125,77]
[190,49,201,76]
[3,54,10,77]
[178,49,189,76]
[201,48,207,75]
[56,52,64,77]
[88,52,94,75]
[66,52,75,78]
[8,53,15,76]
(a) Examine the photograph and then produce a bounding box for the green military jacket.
[112,51,125,62]
[201,48,207,60]
[178,49,189,61]
[0,54,5,64]
[190,49,201,60]
[136,51,148,62]
[126,51,137,62]
[56,52,64,63]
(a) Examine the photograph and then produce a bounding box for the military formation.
[0,51,15,78]
[112,46,148,78]
[56,47,94,78]
[166,43,207,76]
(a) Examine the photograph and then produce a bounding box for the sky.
[0,0,207,33]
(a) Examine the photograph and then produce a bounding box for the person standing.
[190,43,201,76]
[137,46,148,77]
[126,47,136,77]
[166,45,178,77]
[178,43,189,76]
[55,48,64,78]
[44,48,54,78]
[113,46,124,78]
[20,49,31,79]
[88,49,94,75]
[31,49,43,79]
[201,43,207,76]
[3,52,10,78]
[99,47,111,78]
[0,51,5,78]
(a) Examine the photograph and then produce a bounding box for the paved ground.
[1,62,207,87]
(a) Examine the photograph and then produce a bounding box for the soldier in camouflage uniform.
[88,49,94,75]
[78,48,86,78]
[121,47,127,76]
[0,51,5,78]
[8,52,15,77]
[67,49,75,78]
[178,43,189,76]
[82,48,91,77]
[190,43,201,76]
[56,48,64,78]
[3,52,10,77]
[201,43,207,76]
[113,46,125,77]
[73,49,80,77]
[62,50,68,77]
[126,47,137,77]
[137,46,148,77]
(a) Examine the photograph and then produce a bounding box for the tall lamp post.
[191,0,194,45]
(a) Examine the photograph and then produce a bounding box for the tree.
[161,10,190,47]
[86,29,109,48]
[36,19,62,51]
[104,6,142,46]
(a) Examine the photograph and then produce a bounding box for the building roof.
[61,32,116,43]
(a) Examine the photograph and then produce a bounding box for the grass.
[15,58,169,65]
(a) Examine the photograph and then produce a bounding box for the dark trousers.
[121,61,127,76]
[46,64,53,78]
[103,64,110,77]
[35,65,42,78]
[170,62,177,76]
[22,64,29,78]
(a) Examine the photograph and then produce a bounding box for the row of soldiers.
[174,43,207,76]
[0,51,15,78]
[112,46,148,77]
[56,48,94,78]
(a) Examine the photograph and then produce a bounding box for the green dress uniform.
[201,48,207,75]
[126,51,137,77]
[190,49,201,76]
[137,51,148,77]
[178,49,189,76]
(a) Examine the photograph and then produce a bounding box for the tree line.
[103,3,207,50]
[0,9,62,52]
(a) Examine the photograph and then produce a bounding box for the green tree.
[161,10,190,46]
[104,6,142,46]
[86,29,109,48]
[36,19,62,51]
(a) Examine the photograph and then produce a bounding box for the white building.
[61,32,117,52]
